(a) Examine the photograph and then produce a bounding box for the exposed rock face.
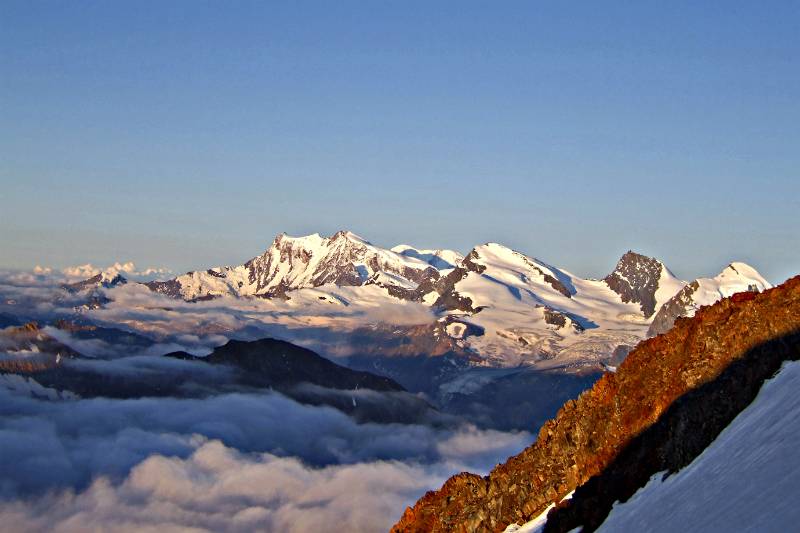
[543,308,584,332]
[456,246,573,299]
[647,280,700,337]
[343,321,482,361]
[603,251,674,318]
[430,266,479,313]
[144,278,183,298]
[423,247,547,313]
[62,272,127,293]
[0,322,79,373]
[391,275,800,533]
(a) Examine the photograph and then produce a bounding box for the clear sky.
[1,1,798,283]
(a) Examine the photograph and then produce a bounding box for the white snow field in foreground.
[596,359,800,532]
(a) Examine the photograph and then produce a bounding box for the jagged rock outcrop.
[62,272,127,293]
[166,337,405,392]
[603,251,682,318]
[391,275,800,533]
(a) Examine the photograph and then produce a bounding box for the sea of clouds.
[0,377,531,532]
[0,268,532,532]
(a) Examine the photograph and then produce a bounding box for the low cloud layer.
[0,267,534,531]
[0,268,439,360]
[0,439,452,533]
[0,379,530,532]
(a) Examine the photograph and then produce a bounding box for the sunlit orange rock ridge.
[391,276,800,533]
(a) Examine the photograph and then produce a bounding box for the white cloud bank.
[61,262,172,280]
[0,439,448,533]
[0,379,531,532]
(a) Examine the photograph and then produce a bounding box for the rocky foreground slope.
[391,275,800,532]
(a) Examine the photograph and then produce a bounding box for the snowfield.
[596,360,800,532]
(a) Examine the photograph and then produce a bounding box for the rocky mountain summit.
[62,272,127,293]
[602,251,684,318]
[391,274,800,533]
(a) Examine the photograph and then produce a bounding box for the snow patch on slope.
[504,491,574,533]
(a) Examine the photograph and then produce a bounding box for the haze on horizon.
[1,1,798,283]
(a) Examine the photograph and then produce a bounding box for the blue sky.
[1,1,798,283]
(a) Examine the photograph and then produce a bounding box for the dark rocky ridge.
[0,322,80,373]
[391,275,800,533]
[165,337,404,392]
[603,251,668,318]
[647,280,700,337]
[417,249,485,312]
[62,273,127,293]
[1,334,439,425]
[144,277,183,298]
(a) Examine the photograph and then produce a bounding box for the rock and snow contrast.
[507,362,800,533]
[132,231,771,371]
[2,230,776,433]
[504,360,800,533]
[0,231,790,533]
[648,262,771,336]
[146,230,440,300]
[597,360,800,533]
[391,276,800,533]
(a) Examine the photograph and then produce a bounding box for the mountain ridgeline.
[123,231,773,373]
[0,330,439,425]
[391,275,800,532]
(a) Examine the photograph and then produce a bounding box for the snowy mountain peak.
[467,243,574,298]
[648,262,772,336]
[147,230,442,300]
[719,262,769,285]
[603,251,683,318]
[330,229,367,243]
[63,272,128,293]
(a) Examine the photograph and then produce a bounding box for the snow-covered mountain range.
[131,230,771,370]
[147,231,444,300]
[648,262,771,336]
